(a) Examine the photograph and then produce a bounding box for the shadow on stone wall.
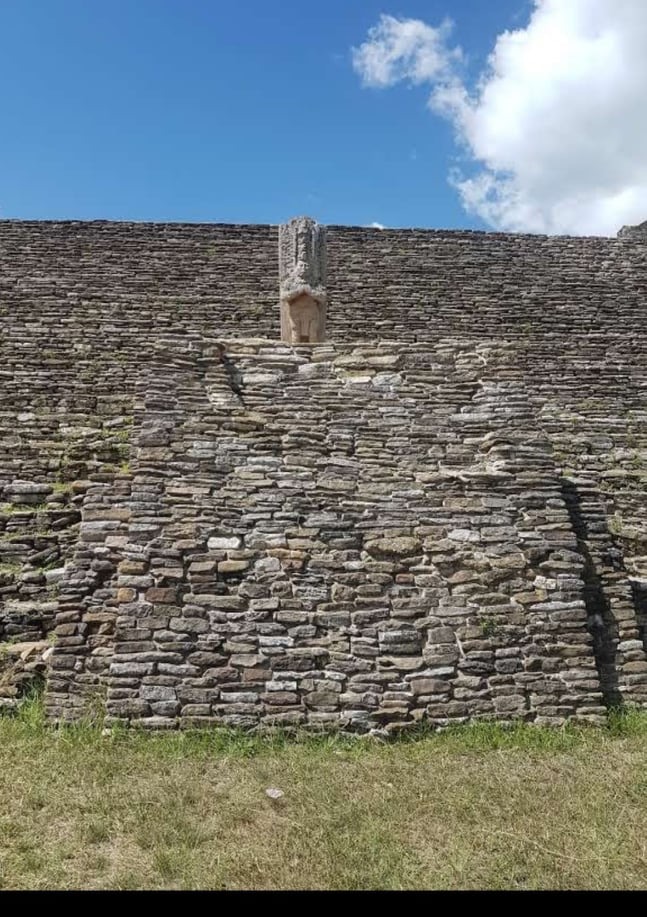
[631,579,647,656]
[561,479,623,708]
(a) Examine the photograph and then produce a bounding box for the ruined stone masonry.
[1,215,646,732]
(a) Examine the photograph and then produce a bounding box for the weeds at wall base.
[8,691,647,758]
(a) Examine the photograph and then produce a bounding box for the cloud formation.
[352,2,647,236]
[352,15,461,88]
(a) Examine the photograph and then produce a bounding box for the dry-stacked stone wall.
[1,220,646,344]
[47,340,647,731]
[0,345,134,658]
[327,227,647,340]
[0,218,645,728]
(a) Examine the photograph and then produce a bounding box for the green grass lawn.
[1,699,647,890]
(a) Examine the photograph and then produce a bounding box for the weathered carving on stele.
[278,216,327,343]
[617,220,647,239]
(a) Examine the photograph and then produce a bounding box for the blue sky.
[0,0,529,228]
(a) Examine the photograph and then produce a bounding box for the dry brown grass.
[1,700,646,890]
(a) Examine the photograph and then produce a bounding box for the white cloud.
[370,221,385,229]
[352,15,462,89]
[352,1,647,236]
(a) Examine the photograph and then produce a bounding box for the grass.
[0,503,49,516]
[51,482,73,495]
[0,563,22,576]
[0,698,646,890]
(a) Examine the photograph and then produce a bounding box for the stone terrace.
[0,219,646,729]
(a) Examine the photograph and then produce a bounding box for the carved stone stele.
[279,216,327,343]
[617,220,647,240]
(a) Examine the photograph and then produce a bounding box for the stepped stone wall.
[0,218,646,729]
[1,220,646,343]
[0,345,134,645]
